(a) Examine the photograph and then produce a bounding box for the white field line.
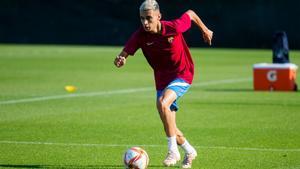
[0,88,151,105]
[0,140,299,152]
[0,47,122,57]
[0,78,251,105]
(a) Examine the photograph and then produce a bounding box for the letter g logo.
[267,70,277,82]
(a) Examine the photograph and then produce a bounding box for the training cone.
[64,85,77,93]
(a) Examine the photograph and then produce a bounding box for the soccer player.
[114,0,213,168]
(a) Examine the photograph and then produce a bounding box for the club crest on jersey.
[167,36,174,44]
[146,42,154,46]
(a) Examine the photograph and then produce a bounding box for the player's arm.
[186,10,213,46]
[114,50,129,68]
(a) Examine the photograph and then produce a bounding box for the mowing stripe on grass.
[0,78,251,105]
[0,140,299,152]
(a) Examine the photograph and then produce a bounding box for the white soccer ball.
[123,147,149,169]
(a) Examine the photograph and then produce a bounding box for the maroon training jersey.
[123,13,194,90]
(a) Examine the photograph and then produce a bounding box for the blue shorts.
[157,78,191,112]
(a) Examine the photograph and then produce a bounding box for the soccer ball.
[123,147,149,169]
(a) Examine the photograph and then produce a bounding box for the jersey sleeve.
[123,29,141,56]
[172,13,192,33]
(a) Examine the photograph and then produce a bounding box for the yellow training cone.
[64,85,77,93]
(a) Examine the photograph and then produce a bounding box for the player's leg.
[157,89,180,166]
[161,107,197,168]
[173,114,197,154]
[157,78,197,167]
[157,89,177,137]
[174,122,185,145]
[170,94,197,168]
[174,126,197,168]
[173,117,196,151]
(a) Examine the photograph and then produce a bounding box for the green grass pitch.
[0,44,299,169]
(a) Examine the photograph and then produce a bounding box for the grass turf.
[0,45,299,169]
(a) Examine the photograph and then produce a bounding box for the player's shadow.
[150,165,180,168]
[0,164,123,168]
[204,88,253,92]
[0,164,175,168]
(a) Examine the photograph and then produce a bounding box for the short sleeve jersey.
[123,13,194,90]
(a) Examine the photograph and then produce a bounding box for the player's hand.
[202,29,213,46]
[114,55,126,68]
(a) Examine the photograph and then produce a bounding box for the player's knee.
[157,98,169,114]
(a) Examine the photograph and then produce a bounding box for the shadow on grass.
[0,164,176,168]
[205,88,299,93]
[204,88,253,92]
